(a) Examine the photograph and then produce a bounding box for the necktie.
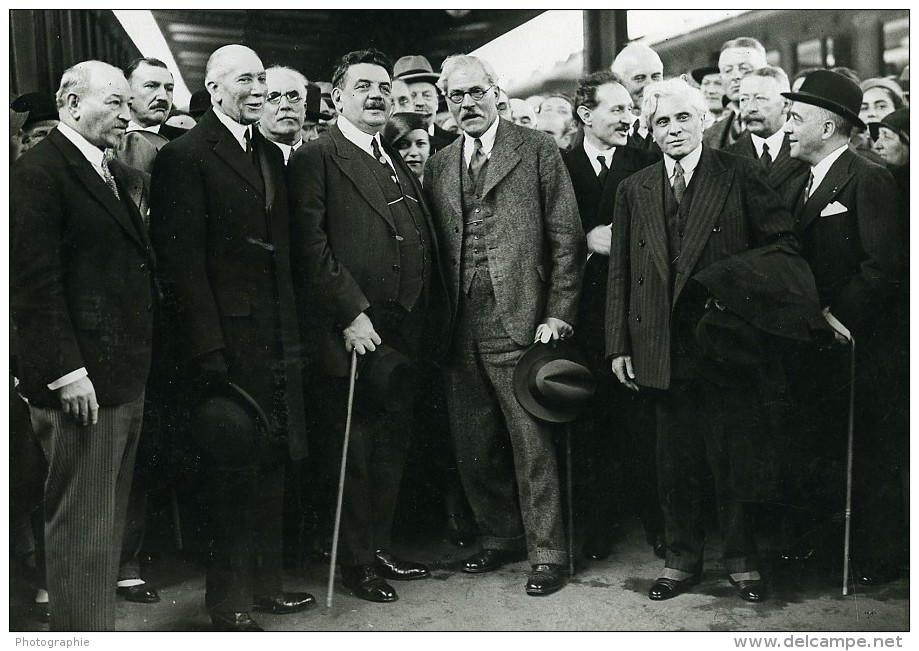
[804,170,814,202]
[760,142,772,170]
[371,138,398,183]
[597,154,610,186]
[101,150,121,200]
[244,127,254,161]
[672,160,686,205]
[468,137,486,186]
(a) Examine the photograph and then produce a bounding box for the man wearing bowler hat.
[606,77,800,603]
[426,54,585,596]
[393,54,458,153]
[690,65,724,126]
[11,91,60,152]
[288,48,446,603]
[301,82,333,142]
[781,69,905,584]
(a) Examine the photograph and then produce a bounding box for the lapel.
[638,162,670,283]
[730,132,756,160]
[49,130,147,250]
[253,129,276,210]
[769,134,805,189]
[481,119,522,198]
[673,147,732,300]
[796,149,855,233]
[569,145,601,192]
[109,158,156,264]
[329,125,395,228]
[203,109,265,196]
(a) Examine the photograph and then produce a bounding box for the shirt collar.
[582,137,616,163]
[212,107,252,151]
[462,116,499,164]
[663,143,703,179]
[127,120,161,134]
[270,137,304,164]
[337,114,381,155]
[810,144,849,191]
[56,122,105,173]
[428,123,435,137]
[750,129,785,158]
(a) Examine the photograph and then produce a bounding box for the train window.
[883,17,909,76]
[766,49,781,67]
[796,39,822,71]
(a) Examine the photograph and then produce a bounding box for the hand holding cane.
[327,349,359,608]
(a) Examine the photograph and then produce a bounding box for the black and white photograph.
[7,6,910,639]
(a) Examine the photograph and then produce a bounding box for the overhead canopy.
[151,9,544,91]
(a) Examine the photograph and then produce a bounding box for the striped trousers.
[29,392,144,631]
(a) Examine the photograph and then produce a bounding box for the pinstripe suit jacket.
[605,145,798,389]
[426,118,586,346]
[726,132,809,209]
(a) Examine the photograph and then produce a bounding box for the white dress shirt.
[750,129,785,160]
[663,143,703,189]
[462,116,499,167]
[212,107,253,151]
[808,144,848,198]
[337,114,395,169]
[126,120,161,134]
[582,138,617,177]
[273,138,303,165]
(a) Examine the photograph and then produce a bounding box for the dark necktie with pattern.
[672,160,686,205]
[597,154,610,186]
[468,137,486,185]
[244,127,255,163]
[760,142,772,170]
[803,170,814,203]
[371,138,398,184]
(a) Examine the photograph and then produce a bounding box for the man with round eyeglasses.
[259,65,308,165]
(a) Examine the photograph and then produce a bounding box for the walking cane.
[565,423,575,578]
[842,338,856,596]
[326,349,359,608]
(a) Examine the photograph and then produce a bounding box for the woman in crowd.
[383,112,431,183]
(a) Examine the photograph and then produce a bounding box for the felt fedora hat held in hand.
[189,382,269,470]
[513,340,596,423]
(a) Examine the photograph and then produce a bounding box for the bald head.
[205,44,266,124]
[56,60,131,149]
[509,98,536,128]
[611,43,663,114]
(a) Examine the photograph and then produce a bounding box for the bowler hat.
[691,65,720,85]
[304,82,333,122]
[10,92,58,128]
[10,108,28,134]
[868,107,909,145]
[513,341,596,423]
[188,89,211,119]
[393,55,440,86]
[189,382,268,470]
[358,343,417,413]
[782,69,866,130]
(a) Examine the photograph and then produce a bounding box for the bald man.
[150,44,312,631]
[611,42,663,153]
[11,61,153,630]
[703,37,768,149]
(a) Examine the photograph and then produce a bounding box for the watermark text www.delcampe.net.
[734,636,904,649]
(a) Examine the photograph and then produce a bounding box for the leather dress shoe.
[729,577,766,602]
[648,575,700,601]
[525,564,566,596]
[446,513,477,548]
[211,612,264,632]
[855,563,902,586]
[375,550,430,580]
[117,584,161,603]
[341,564,398,603]
[253,591,315,614]
[461,548,523,574]
[583,535,611,561]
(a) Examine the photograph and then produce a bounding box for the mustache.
[461,109,483,119]
[149,100,170,110]
[364,100,386,110]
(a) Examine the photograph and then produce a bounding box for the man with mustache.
[288,48,445,603]
[703,37,768,150]
[727,66,808,208]
[115,58,182,173]
[425,54,584,596]
[11,60,153,630]
[562,71,662,563]
[259,65,308,164]
[150,44,313,631]
[607,78,798,603]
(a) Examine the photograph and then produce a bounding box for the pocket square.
[820,201,847,217]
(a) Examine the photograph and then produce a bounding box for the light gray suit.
[426,118,585,564]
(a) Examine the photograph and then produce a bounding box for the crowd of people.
[9,30,909,632]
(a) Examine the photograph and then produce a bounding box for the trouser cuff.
[481,534,526,551]
[532,549,568,566]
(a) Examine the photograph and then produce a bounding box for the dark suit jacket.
[563,143,654,365]
[606,145,798,389]
[426,118,586,346]
[727,132,809,209]
[159,122,189,141]
[430,123,459,154]
[287,124,449,377]
[792,148,902,335]
[11,128,155,407]
[702,109,743,150]
[150,108,307,459]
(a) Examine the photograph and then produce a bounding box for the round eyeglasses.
[266,90,304,105]
[447,85,494,104]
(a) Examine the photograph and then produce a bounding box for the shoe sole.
[378,571,431,581]
[525,585,565,596]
